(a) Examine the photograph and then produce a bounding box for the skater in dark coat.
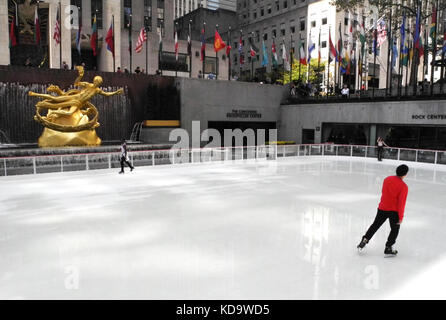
[357,164,409,256]
[376,137,389,161]
[119,139,134,174]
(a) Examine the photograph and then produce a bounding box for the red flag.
[226,44,232,57]
[106,20,115,57]
[91,15,98,56]
[9,16,17,48]
[214,30,226,52]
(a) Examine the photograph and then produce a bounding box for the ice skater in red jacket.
[357,164,409,256]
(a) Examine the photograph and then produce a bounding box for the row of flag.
[9,4,446,81]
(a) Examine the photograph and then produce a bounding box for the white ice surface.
[1,156,446,300]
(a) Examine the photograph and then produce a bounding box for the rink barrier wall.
[1,144,446,177]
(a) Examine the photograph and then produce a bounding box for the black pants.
[364,209,400,247]
[120,156,133,171]
[377,146,384,161]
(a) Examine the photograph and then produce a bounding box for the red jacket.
[378,176,408,222]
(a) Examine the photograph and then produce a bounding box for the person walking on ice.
[119,139,134,174]
[357,164,409,256]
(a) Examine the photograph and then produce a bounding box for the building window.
[272,27,277,38]
[276,1,279,10]
[311,20,316,28]
[160,52,189,72]
[124,0,132,29]
[260,7,264,16]
[300,20,305,31]
[144,0,152,31]
[253,10,257,19]
[290,25,295,34]
[283,1,288,9]
[91,0,102,29]
[321,40,327,48]
[255,30,260,42]
[70,0,82,23]
[322,17,327,25]
[280,23,285,36]
[157,0,165,36]
[267,5,272,14]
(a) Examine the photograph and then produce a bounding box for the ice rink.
[1,156,446,299]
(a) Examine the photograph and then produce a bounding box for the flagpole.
[441,14,446,94]
[251,31,254,81]
[202,22,206,77]
[228,26,231,81]
[216,24,219,80]
[413,1,420,97]
[129,14,133,74]
[405,40,410,96]
[373,25,377,99]
[189,19,192,78]
[175,22,178,78]
[430,1,438,96]
[59,1,62,69]
[318,28,321,90]
[112,15,115,72]
[145,26,148,74]
[240,30,243,80]
[292,34,296,84]
[386,4,392,96]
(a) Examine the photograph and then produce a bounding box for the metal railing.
[275,144,446,165]
[0,145,278,177]
[1,144,446,177]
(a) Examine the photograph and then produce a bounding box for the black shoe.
[119,171,124,174]
[357,237,368,250]
[131,167,134,172]
[384,246,398,256]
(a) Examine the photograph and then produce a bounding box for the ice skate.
[384,246,398,257]
[357,237,368,251]
[119,170,124,174]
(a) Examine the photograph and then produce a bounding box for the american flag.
[53,4,61,45]
[135,28,147,53]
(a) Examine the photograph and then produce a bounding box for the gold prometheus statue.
[29,66,123,147]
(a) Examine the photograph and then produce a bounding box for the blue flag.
[262,40,268,66]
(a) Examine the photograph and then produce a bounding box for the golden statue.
[29,66,123,147]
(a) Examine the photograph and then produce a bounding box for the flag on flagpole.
[249,38,258,57]
[106,20,115,57]
[214,29,226,52]
[414,6,421,51]
[238,34,244,65]
[91,14,98,56]
[53,4,61,45]
[9,2,18,48]
[187,24,192,55]
[443,28,446,54]
[282,43,290,71]
[359,16,366,56]
[135,28,147,53]
[262,40,268,66]
[299,41,307,65]
[307,35,315,64]
[272,40,278,68]
[35,6,41,45]
[377,19,387,47]
[392,40,398,71]
[430,5,437,40]
[200,27,206,61]
[338,22,343,61]
[329,29,337,61]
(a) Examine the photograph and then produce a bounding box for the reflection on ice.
[0,156,445,299]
